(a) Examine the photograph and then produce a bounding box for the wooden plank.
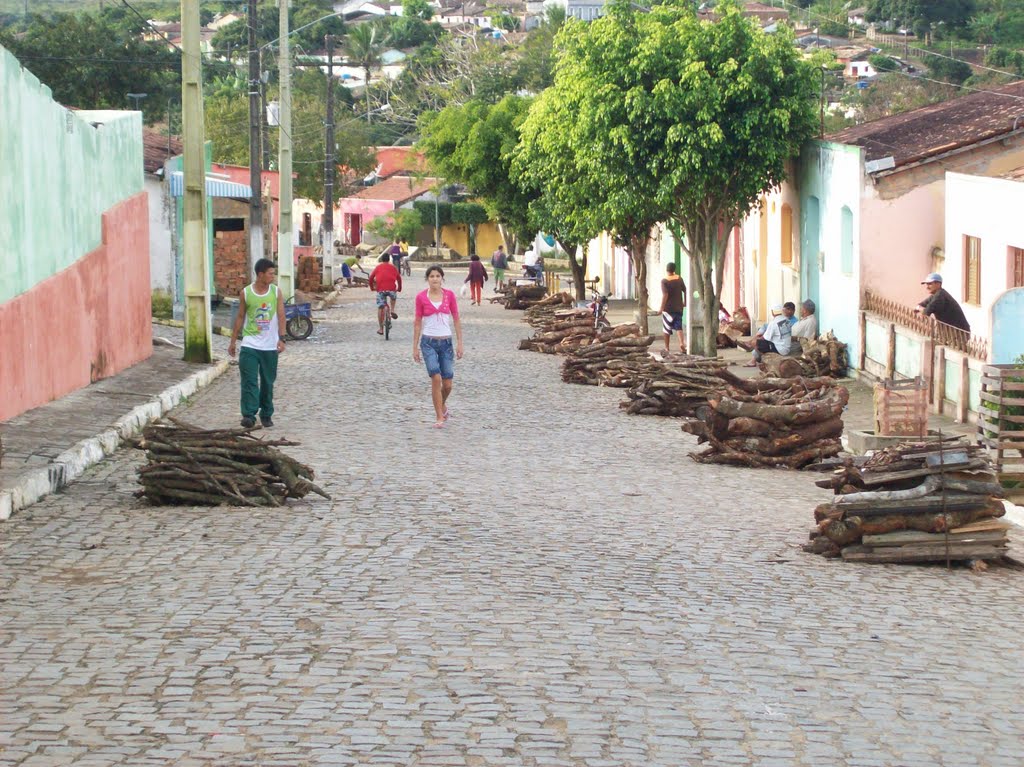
[949,519,1013,534]
[978,378,1024,391]
[829,496,994,516]
[860,461,988,486]
[861,530,1007,547]
[841,544,1007,563]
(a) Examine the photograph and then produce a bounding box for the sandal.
[432,421,445,429]
[443,409,451,420]
[377,329,384,335]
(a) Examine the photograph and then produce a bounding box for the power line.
[118,0,183,54]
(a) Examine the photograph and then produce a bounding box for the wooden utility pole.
[181,0,212,362]
[247,0,265,270]
[322,34,337,285]
[277,0,294,300]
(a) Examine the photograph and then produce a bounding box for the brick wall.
[214,228,249,298]
[297,255,323,293]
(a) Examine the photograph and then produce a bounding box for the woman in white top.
[412,266,464,428]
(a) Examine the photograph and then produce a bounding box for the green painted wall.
[0,45,143,304]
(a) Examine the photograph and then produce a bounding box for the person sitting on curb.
[743,304,792,367]
[790,299,818,354]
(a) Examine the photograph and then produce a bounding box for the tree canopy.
[517,0,818,349]
[418,95,536,245]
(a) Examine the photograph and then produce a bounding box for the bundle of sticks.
[805,438,1009,563]
[501,284,548,310]
[523,292,575,327]
[560,324,656,386]
[519,308,600,354]
[759,333,849,378]
[620,357,732,417]
[133,420,330,507]
[682,377,848,469]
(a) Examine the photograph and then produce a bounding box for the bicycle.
[400,256,411,277]
[376,291,397,340]
[589,290,611,330]
[284,296,314,340]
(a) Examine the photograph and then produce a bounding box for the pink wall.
[860,182,943,308]
[0,194,152,422]
[339,198,396,220]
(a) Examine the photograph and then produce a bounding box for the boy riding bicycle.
[369,253,403,335]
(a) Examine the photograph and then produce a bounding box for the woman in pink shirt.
[412,266,464,428]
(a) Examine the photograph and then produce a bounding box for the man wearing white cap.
[743,304,792,366]
[914,273,970,332]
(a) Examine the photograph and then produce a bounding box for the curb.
[0,359,230,522]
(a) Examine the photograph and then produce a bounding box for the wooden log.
[708,386,849,427]
[861,529,1007,547]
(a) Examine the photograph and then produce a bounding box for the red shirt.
[369,262,402,293]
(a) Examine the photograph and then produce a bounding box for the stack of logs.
[519,308,601,354]
[133,420,330,507]
[501,284,548,310]
[681,377,848,469]
[561,325,657,386]
[760,333,849,378]
[806,439,1009,563]
[523,292,575,326]
[620,358,732,417]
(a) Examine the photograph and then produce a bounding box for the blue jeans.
[420,336,455,380]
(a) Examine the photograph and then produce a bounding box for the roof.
[374,146,426,178]
[168,172,251,199]
[827,81,1024,169]
[142,127,183,175]
[1003,165,1024,182]
[347,175,438,203]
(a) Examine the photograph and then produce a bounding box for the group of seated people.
[738,299,817,367]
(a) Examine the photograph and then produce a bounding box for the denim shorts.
[420,336,455,380]
[376,290,397,307]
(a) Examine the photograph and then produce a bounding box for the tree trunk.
[627,232,650,335]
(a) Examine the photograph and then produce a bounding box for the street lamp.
[126,92,148,111]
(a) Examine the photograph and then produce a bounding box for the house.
[207,11,244,30]
[143,127,183,294]
[943,169,1024,364]
[795,81,1024,419]
[339,175,439,246]
[742,2,789,28]
[335,0,395,22]
[0,45,150,422]
[832,45,877,79]
[847,7,868,27]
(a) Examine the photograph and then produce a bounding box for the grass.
[151,290,173,320]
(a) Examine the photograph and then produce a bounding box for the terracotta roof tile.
[142,126,183,175]
[348,175,438,203]
[827,81,1024,168]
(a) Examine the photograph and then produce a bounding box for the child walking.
[228,258,286,428]
[465,254,488,306]
[413,266,464,428]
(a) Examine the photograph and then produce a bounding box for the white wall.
[738,180,801,324]
[146,175,174,292]
[944,171,1024,339]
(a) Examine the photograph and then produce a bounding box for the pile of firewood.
[760,333,849,378]
[524,292,575,326]
[620,357,732,417]
[682,377,848,469]
[561,325,656,386]
[133,420,330,507]
[805,439,1009,563]
[717,307,752,349]
[519,308,600,354]
[501,284,548,310]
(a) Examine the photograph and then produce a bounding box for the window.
[963,235,981,305]
[1010,246,1024,288]
[780,204,793,265]
[840,206,854,275]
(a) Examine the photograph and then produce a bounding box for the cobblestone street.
[2,285,1023,767]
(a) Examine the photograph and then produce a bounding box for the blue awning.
[168,172,251,199]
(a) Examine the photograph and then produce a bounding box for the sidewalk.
[0,324,228,520]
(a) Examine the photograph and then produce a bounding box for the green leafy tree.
[869,54,900,73]
[402,0,434,21]
[489,13,520,32]
[927,54,972,84]
[513,88,602,300]
[366,208,423,243]
[521,0,818,349]
[345,22,388,123]
[0,11,181,122]
[418,95,535,252]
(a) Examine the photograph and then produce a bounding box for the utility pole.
[277,0,294,300]
[260,55,271,171]
[323,34,337,286]
[248,0,265,270]
[181,0,212,363]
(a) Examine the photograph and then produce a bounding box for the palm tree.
[345,23,386,123]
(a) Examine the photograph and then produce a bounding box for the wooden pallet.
[874,377,928,437]
[977,364,1024,490]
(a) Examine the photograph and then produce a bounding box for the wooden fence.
[977,364,1024,496]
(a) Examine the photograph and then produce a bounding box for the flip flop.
[432,421,445,429]
[377,329,384,335]
[443,409,451,420]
